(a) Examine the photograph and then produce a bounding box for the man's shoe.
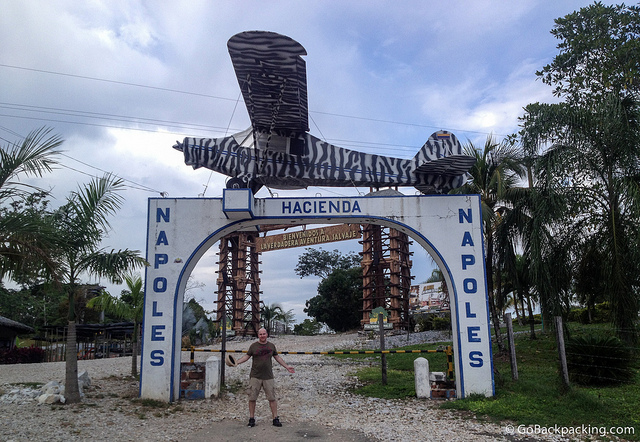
[248,417,255,427]
[273,417,282,427]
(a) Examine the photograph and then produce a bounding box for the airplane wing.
[227,31,309,136]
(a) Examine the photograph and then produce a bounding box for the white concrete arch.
[140,190,494,401]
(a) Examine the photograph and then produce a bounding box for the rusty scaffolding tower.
[216,232,262,336]
[360,224,413,330]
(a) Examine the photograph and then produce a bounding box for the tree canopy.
[514,2,640,343]
[537,2,640,103]
[294,247,360,279]
[0,128,63,281]
[304,267,362,332]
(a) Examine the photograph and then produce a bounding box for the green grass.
[328,326,640,440]
[330,343,451,399]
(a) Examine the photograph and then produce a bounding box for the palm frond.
[0,127,62,203]
[69,173,125,232]
[79,249,148,284]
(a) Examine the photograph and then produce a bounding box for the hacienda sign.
[140,190,494,401]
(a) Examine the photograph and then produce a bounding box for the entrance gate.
[141,190,494,401]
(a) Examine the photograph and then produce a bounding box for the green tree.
[52,174,147,402]
[87,274,144,376]
[537,2,640,104]
[517,3,640,341]
[281,309,296,334]
[261,303,284,335]
[521,95,640,343]
[295,247,360,279]
[0,128,63,281]
[304,267,362,332]
[294,318,323,336]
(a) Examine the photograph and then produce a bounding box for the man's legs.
[265,380,282,426]
[247,377,260,427]
[247,378,282,426]
[269,399,278,419]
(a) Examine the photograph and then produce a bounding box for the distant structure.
[215,222,413,334]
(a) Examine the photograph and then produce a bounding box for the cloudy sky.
[1,0,613,324]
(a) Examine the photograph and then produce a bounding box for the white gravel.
[0,332,565,441]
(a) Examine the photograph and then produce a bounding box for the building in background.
[410,281,449,312]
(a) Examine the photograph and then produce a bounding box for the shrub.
[0,346,46,364]
[568,302,611,324]
[511,313,542,325]
[414,313,451,331]
[432,316,451,330]
[565,334,635,386]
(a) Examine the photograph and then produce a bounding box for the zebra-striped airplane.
[173,31,476,194]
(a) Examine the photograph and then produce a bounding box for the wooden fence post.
[504,313,518,380]
[379,313,387,386]
[555,316,570,388]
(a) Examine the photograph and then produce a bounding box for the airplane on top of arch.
[173,30,476,195]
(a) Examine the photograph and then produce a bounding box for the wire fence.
[502,316,639,386]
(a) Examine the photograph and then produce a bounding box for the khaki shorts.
[247,377,276,401]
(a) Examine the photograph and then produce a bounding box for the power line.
[59,153,161,194]
[0,62,506,139]
[0,102,237,135]
[0,109,425,156]
[1,61,510,195]
[0,126,165,196]
[0,63,236,101]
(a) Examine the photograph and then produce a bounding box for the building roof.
[0,315,35,333]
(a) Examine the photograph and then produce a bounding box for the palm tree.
[52,174,147,402]
[261,303,284,335]
[87,274,144,376]
[522,95,640,343]
[0,127,63,280]
[281,309,296,334]
[453,135,524,352]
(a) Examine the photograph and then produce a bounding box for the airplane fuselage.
[174,129,471,194]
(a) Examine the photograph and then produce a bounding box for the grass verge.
[329,325,640,440]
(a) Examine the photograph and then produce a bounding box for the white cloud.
[1,0,622,326]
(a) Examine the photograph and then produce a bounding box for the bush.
[567,302,611,324]
[565,334,635,386]
[414,313,451,331]
[432,316,451,330]
[511,313,542,325]
[0,346,46,364]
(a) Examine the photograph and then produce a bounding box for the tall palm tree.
[453,135,524,352]
[281,309,296,334]
[52,174,147,402]
[87,274,144,376]
[0,127,63,280]
[261,303,284,335]
[522,95,640,343]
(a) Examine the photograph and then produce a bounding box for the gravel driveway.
[0,332,561,441]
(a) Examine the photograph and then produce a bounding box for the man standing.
[235,328,295,427]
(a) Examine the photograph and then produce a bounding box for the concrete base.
[414,357,430,398]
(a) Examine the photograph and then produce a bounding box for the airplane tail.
[412,130,476,193]
[413,131,463,164]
